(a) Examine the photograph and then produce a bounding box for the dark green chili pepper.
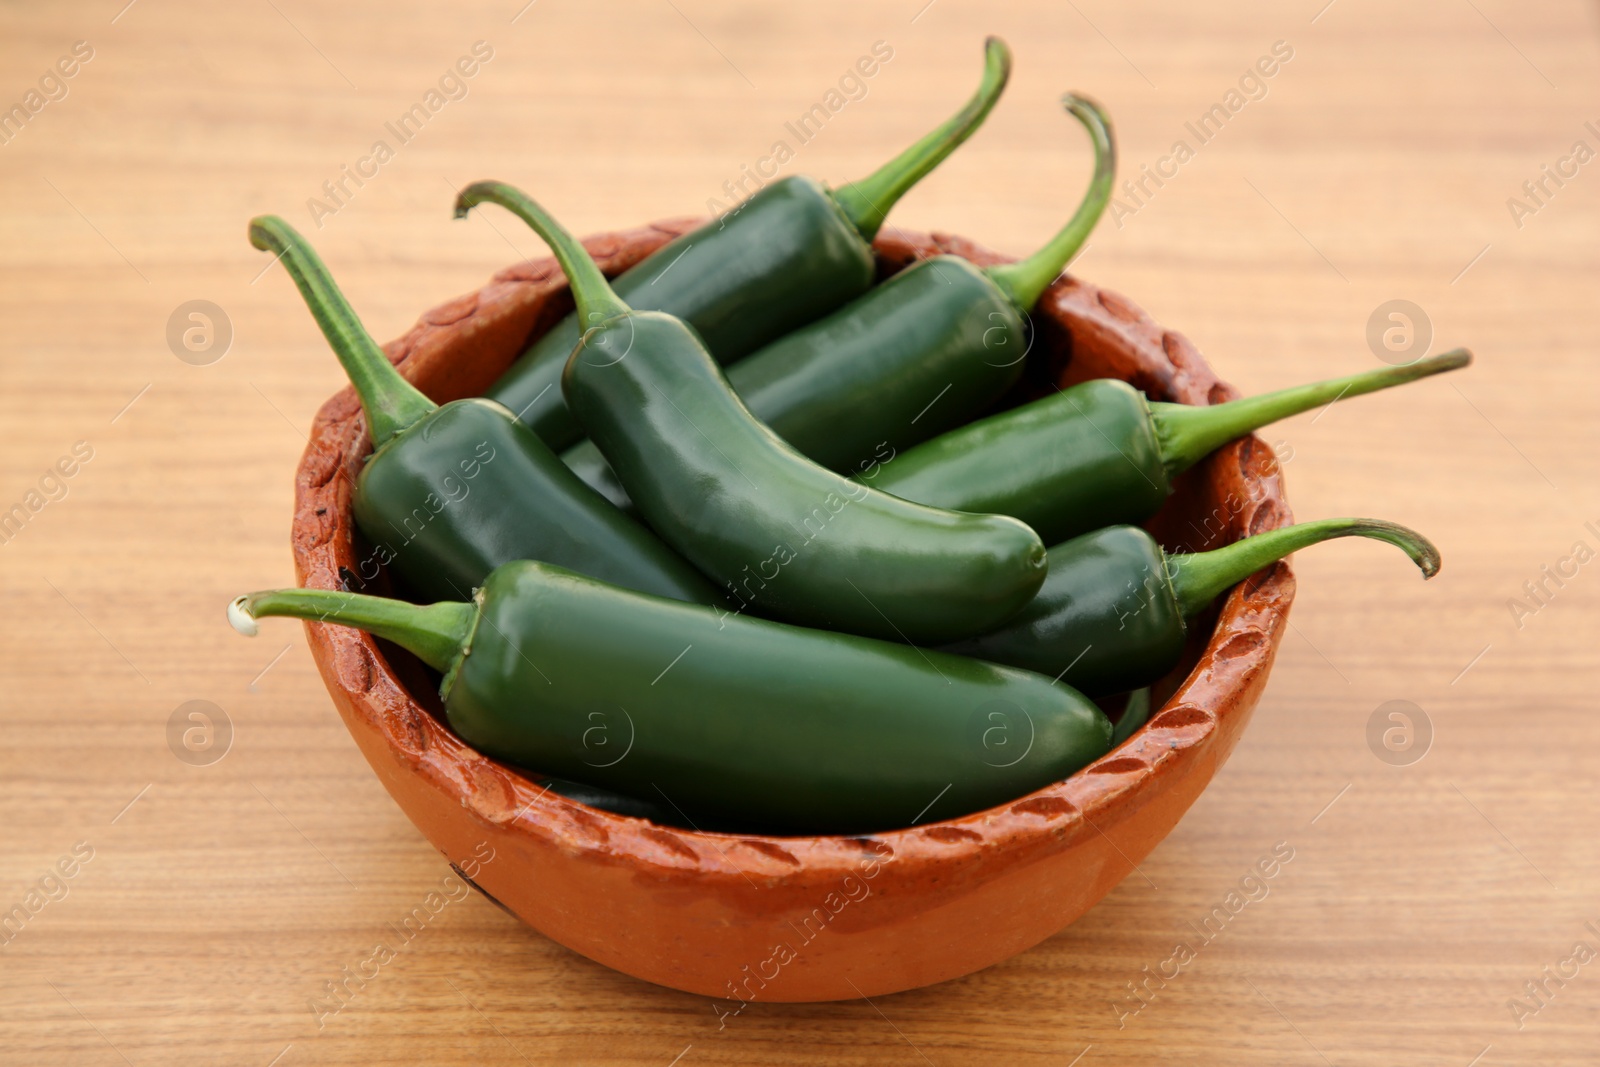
[529,777,769,833]
[486,38,1012,449]
[941,518,1440,695]
[531,776,682,824]
[862,349,1472,545]
[558,92,1115,505]
[230,560,1112,834]
[455,182,1050,645]
[248,216,719,607]
[1109,687,1152,748]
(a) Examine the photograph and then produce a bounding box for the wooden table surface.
[2,1,1596,1063]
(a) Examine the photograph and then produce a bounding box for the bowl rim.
[288,219,1295,894]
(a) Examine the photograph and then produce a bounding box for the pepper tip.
[983,36,1013,76]
[228,596,260,637]
[246,215,280,254]
[452,180,501,221]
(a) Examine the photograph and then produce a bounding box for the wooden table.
[2,1,1595,1063]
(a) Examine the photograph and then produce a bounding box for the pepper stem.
[1151,348,1472,479]
[453,181,631,328]
[228,588,475,675]
[1166,518,1441,618]
[248,216,435,447]
[831,37,1012,242]
[985,93,1116,313]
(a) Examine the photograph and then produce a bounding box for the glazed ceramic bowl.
[289,219,1295,1002]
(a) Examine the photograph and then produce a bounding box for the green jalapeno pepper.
[941,518,1440,695]
[532,776,684,825]
[229,560,1112,834]
[542,685,1153,830]
[861,349,1471,544]
[455,182,1049,645]
[248,217,719,607]
[558,92,1116,506]
[1109,687,1152,749]
[486,38,1012,449]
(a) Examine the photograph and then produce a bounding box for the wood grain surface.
[1,1,1595,1064]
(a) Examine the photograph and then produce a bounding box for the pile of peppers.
[231,41,1465,835]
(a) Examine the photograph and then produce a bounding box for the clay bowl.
[289,219,1295,1003]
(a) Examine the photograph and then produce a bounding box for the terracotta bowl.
[289,219,1295,1003]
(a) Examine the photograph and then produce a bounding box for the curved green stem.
[249,216,435,447]
[986,93,1116,312]
[1166,518,1441,618]
[229,587,475,675]
[831,37,1012,242]
[1151,348,1472,479]
[454,181,631,328]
